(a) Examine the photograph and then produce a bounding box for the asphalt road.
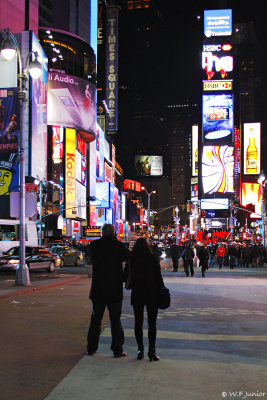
[1,266,267,400]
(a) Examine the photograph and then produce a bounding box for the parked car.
[0,246,61,272]
[50,246,83,267]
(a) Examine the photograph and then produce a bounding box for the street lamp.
[258,170,266,246]
[0,28,42,285]
[175,206,180,245]
[141,186,156,237]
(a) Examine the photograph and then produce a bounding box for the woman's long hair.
[131,237,152,259]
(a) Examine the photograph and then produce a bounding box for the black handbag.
[157,286,170,309]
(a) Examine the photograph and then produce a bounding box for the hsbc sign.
[203,80,233,91]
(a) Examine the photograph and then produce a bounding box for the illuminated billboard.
[202,43,233,81]
[31,32,48,180]
[243,123,261,175]
[91,182,110,208]
[204,9,232,38]
[65,128,76,219]
[202,94,233,142]
[52,126,63,163]
[203,80,233,91]
[201,198,229,210]
[192,125,198,176]
[202,145,234,194]
[241,182,262,219]
[96,124,105,182]
[48,71,96,135]
[135,155,163,176]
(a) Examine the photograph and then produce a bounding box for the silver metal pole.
[10,32,31,286]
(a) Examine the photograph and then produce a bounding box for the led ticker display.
[202,145,234,194]
[243,123,261,175]
[202,43,233,81]
[202,94,233,142]
[204,9,232,38]
[241,182,262,219]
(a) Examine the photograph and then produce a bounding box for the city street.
[0,265,267,400]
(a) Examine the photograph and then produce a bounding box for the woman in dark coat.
[126,238,164,361]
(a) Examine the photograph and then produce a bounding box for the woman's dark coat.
[127,252,164,306]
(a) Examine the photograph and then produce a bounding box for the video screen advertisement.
[241,182,262,219]
[243,123,261,175]
[202,145,234,195]
[48,71,96,136]
[202,42,233,83]
[31,32,48,180]
[135,155,163,176]
[202,94,233,145]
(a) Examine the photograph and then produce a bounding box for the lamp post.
[175,206,180,245]
[0,29,42,285]
[141,186,156,237]
[258,170,266,246]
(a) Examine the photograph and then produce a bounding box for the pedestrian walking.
[152,243,162,262]
[170,241,180,271]
[86,224,130,358]
[124,238,164,361]
[242,243,252,267]
[259,244,266,267]
[251,244,260,267]
[228,243,237,269]
[216,243,225,269]
[198,244,209,277]
[182,242,195,277]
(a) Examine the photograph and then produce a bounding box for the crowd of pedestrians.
[73,227,266,363]
[170,240,266,273]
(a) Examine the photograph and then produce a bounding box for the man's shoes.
[86,350,96,356]
[113,351,127,358]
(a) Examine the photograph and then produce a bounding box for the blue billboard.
[204,9,232,38]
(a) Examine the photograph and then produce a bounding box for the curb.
[0,276,87,299]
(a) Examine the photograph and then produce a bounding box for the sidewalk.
[1,265,267,400]
[0,265,92,299]
[44,271,267,400]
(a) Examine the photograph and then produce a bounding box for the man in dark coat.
[182,242,195,277]
[86,224,130,357]
[170,242,180,272]
[198,244,209,277]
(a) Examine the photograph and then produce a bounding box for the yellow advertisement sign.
[65,128,76,218]
[243,123,261,175]
[203,80,233,91]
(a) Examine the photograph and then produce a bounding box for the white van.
[0,219,38,255]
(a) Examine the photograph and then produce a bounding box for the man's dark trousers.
[87,301,124,354]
